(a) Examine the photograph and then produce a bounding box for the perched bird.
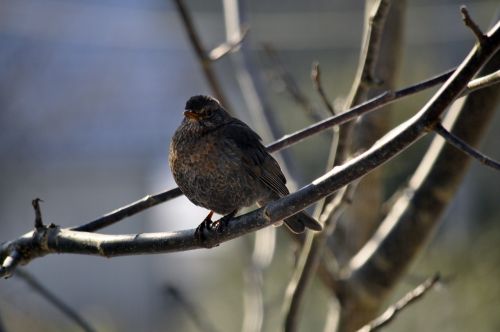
[169,95,322,234]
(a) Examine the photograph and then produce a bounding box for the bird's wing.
[219,119,289,197]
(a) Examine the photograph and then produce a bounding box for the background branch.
[15,269,96,332]
[173,0,231,110]
[283,1,398,330]
[434,122,500,170]
[356,274,440,332]
[336,26,500,331]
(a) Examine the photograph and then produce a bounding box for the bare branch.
[461,6,487,45]
[434,123,500,170]
[284,2,397,330]
[172,0,230,109]
[356,274,440,332]
[263,44,325,122]
[267,67,455,153]
[15,269,96,332]
[311,62,336,115]
[165,285,220,332]
[73,188,183,232]
[466,69,500,93]
[208,26,249,61]
[32,198,44,230]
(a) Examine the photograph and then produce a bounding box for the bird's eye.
[204,109,214,117]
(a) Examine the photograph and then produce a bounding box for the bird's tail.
[284,211,322,233]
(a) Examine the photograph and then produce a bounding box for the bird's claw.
[194,210,236,248]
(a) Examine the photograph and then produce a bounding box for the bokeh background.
[0,0,499,331]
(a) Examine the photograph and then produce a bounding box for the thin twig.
[32,198,44,230]
[173,0,230,109]
[357,274,440,332]
[311,62,336,115]
[72,67,465,234]
[15,269,96,332]
[434,123,500,170]
[165,285,219,332]
[208,26,249,61]
[262,44,324,122]
[267,67,455,153]
[461,6,487,44]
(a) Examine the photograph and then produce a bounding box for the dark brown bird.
[169,95,322,234]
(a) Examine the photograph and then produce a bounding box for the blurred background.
[0,0,499,331]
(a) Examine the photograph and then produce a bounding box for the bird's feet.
[194,210,236,248]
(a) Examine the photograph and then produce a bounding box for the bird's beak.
[184,110,200,120]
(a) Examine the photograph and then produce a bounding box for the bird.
[169,95,322,236]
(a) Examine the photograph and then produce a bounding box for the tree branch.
[208,26,249,61]
[311,62,336,115]
[263,44,325,122]
[173,0,231,110]
[434,123,500,170]
[461,6,487,45]
[283,1,398,330]
[165,285,220,332]
[466,69,500,93]
[356,274,440,332]
[15,269,96,332]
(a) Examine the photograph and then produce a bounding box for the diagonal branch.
[311,62,336,115]
[434,123,500,170]
[263,44,325,122]
[173,0,230,110]
[1,21,498,278]
[356,274,440,332]
[15,269,96,332]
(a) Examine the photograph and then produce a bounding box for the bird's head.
[183,95,230,129]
